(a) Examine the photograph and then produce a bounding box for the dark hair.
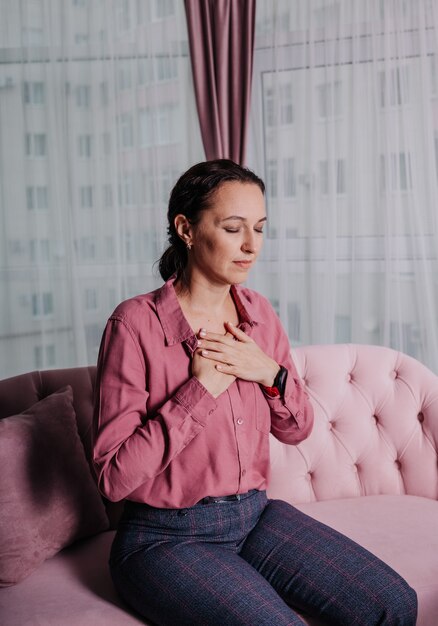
[158,159,265,281]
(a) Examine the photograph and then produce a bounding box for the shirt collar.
[155,276,263,347]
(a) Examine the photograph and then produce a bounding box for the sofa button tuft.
[418,412,424,423]
[373,415,379,424]
[395,459,402,470]
[347,373,353,382]
[391,370,398,380]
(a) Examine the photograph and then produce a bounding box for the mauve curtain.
[184,0,256,164]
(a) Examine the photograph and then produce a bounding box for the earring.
[186,242,192,250]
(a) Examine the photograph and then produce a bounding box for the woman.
[93,159,417,625]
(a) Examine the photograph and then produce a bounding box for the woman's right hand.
[192,332,236,398]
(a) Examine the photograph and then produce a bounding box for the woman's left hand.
[197,322,280,387]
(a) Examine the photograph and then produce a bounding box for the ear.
[174,214,193,247]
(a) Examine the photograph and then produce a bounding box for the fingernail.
[197,339,202,346]
[200,328,207,337]
[202,350,209,356]
[227,321,234,326]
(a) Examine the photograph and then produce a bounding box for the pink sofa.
[1,344,437,625]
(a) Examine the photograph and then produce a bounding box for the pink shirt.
[92,277,314,508]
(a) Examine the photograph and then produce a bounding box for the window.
[34,344,56,368]
[283,158,296,197]
[379,67,409,108]
[100,81,109,106]
[317,81,342,118]
[84,288,98,310]
[30,239,50,262]
[78,134,92,158]
[118,62,133,90]
[25,133,47,157]
[105,236,115,259]
[139,104,179,146]
[118,113,134,148]
[153,0,175,20]
[280,83,293,125]
[80,185,93,208]
[22,28,44,46]
[138,59,154,85]
[380,152,413,192]
[79,237,96,260]
[26,186,49,210]
[319,159,346,195]
[101,131,111,155]
[156,56,178,81]
[74,33,89,44]
[32,292,54,317]
[118,173,137,206]
[103,183,113,207]
[76,85,91,108]
[23,81,45,105]
[266,160,278,198]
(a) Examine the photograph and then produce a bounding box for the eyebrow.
[220,216,267,223]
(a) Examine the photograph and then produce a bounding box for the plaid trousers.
[110,490,417,626]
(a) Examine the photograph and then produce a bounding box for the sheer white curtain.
[0,0,204,378]
[247,0,438,373]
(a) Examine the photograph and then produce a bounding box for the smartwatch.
[262,365,288,398]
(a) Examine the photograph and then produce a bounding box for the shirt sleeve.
[259,303,314,445]
[92,316,217,502]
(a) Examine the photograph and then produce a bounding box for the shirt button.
[236,418,244,425]
[241,469,246,476]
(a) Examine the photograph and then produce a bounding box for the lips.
[233,260,252,269]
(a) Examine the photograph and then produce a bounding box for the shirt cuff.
[174,376,218,426]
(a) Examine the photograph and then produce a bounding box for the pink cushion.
[0,531,145,625]
[0,386,109,587]
[294,495,438,626]
[269,344,438,504]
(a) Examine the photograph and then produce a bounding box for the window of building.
[78,134,92,158]
[34,344,56,368]
[118,173,137,206]
[103,183,113,207]
[317,81,342,119]
[319,159,346,195]
[30,238,50,262]
[32,292,54,317]
[101,131,111,155]
[80,185,93,208]
[26,186,49,210]
[79,236,96,259]
[118,113,134,148]
[380,152,413,192]
[25,133,47,157]
[76,84,91,107]
[266,159,278,198]
[140,104,179,146]
[379,67,410,108]
[84,287,98,310]
[156,56,178,81]
[23,81,45,105]
[153,0,175,20]
[283,158,296,197]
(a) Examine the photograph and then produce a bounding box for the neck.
[174,271,232,313]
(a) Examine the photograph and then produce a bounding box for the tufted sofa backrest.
[268,344,438,505]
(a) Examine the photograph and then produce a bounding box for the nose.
[242,230,256,254]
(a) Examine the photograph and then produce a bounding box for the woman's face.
[181,181,267,287]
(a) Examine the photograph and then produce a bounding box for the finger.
[224,321,252,342]
[199,328,236,343]
[200,349,233,365]
[199,334,235,348]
